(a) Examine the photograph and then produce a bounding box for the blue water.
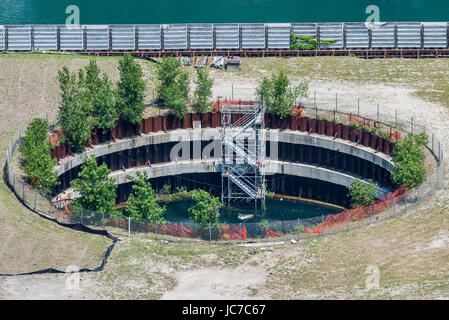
[0,0,448,24]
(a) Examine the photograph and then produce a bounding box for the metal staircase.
[221,100,266,210]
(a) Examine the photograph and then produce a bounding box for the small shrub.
[347,179,378,208]
[391,133,428,189]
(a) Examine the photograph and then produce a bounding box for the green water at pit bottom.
[160,198,341,223]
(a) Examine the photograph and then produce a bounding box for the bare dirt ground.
[0,55,448,299]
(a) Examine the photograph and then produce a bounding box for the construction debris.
[226,56,241,70]
[210,56,225,69]
[194,56,208,68]
[179,56,191,66]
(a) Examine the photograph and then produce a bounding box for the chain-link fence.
[4,92,444,242]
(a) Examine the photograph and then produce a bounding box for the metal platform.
[220,100,266,210]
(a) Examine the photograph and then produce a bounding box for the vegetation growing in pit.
[18,118,59,193]
[347,179,378,208]
[126,171,166,223]
[256,70,308,119]
[71,155,117,214]
[188,189,221,226]
[391,133,428,189]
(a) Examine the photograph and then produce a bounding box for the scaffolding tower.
[221,100,266,211]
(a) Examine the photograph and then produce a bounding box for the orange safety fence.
[262,229,282,238]
[220,224,247,240]
[102,217,249,240]
[348,113,380,129]
[305,186,409,234]
[213,99,257,112]
[390,130,401,142]
[304,226,322,234]
[55,186,411,239]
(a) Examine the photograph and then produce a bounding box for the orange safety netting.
[304,226,322,234]
[263,229,282,238]
[348,114,379,129]
[220,224,247,240]
[59,186,411,238]
[213,100,257,112]
[304,187,408,234]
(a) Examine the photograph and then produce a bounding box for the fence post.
[438,141,441,162]
[335,93,338,112]
[346,212,349,232]
[209,222,212,242]
[369,205,372,225]
[239,223,242,240]
[62,207,64,223]
[395,109,398,128]
[357,98,360,116]
[321,214,324,237]
[432,133,435,154]
[392,198,396,218]
[102,213,105,230]
[297,218,300,241]
[429,175,432,195]
[80,208,83,225]
[404,194,407,213]
[181,222,184,239]
[128,217,131,238]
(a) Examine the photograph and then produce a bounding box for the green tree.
[92,74,117,133]
[57,66,92,153]
[126,172,166,222]
[392,133,428,189]
[188,189,221,226]
[348,179,378,208]
[193,68,213,113]
[256,70,308,119]
[156,57,181,100]
[71,156,117,214]
[19,118,59,193]
[117,53,146,125]
[79,59,118,133]
[157,57,190,119]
